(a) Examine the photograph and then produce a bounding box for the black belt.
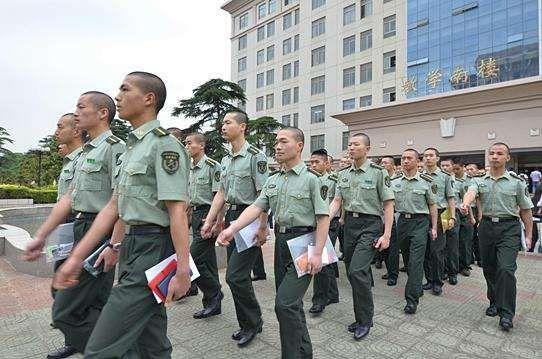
[191,204,210,212]
[345,211,381,220]
[228,204,249,211]
[399,213,428,219]
[75,212,98,221]
[276,225,314,234]
[481,216,518,223]
[125,224,169,235]
[65,213,77,223]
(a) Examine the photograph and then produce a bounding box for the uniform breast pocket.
[80,162,103,191]
[359,184,377,199]
[498,189,517,210]
[124,163,153,198]
[288,191,310,215]
[338,181,351,198]
[393,188,404,206]
[411,189,426,205]
[234,169,253,189]
[266,187,279,210]
[59,170,74,182]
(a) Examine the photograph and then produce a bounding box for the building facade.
[222,0,541,169]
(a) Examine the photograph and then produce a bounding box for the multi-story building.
[222,0,541,170]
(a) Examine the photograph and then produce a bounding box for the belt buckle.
[279,226,286,233]
[230,204,237,211]
[491,217,499,223]
[405,213,412,219]
[353,212,359,218]
[75,212,82,219]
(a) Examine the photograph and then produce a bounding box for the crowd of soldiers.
[23,71,534,359]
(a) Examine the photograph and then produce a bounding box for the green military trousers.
[274,230,313,359]
[445,220,460,277]
[85,230,175,358]
[457,210,474,271]
[225,208,263,331]
[190,206,221,307]
[478,218,521,319]
[384,220,399,280]
[311,217,340,306]
[343,214,383,325]
[397,215,429,306]
[52,217,114,353]
[424,211,446,286]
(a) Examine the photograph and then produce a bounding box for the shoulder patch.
[391,173,403,181]
[152,127,170,137]
[370,162,383,170]
[339,166,350,172]
[106,135,121,144]
[308,168,321,177]
[248,144,260,155]
[509,172,525,182]
[329,173,338,182]
[420,173,434,182]
[205,157,220,167]
[441,170,452,176]
[455,177,465,183]
[269,169,280,176]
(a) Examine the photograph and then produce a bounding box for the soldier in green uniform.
[185,133,224,319]
[466,162,482,267]
[452,158,475,277]
[201,111,269,347]
[308,149,339,315]
[441,157,460,285]
[55,113,84,202]
[422,148,456,296]
[391,149,438,314]
[51,72,192,357]
[328,133,394,340]
[217,127,330,359]
[25,92,125,359]
[461,142,533,331]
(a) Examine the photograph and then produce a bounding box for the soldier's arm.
[446,176,456,219]
[206,189,226,225]
[519,209,533,243]
[329,196,342,218]
[429,203,438,232]
[165,200,190,273]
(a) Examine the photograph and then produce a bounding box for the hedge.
[0,184,57,204]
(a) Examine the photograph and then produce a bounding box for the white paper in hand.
[145,254,200,303]
[287,232,338,278]
[234,219,262,253]
[45,223,75,263]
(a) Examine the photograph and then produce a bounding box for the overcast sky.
[0,1,231,152]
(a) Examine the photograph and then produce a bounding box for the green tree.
[111,119,132,141]
[0,152,25,184]
[0,126,14,156]
[246,116,284,157]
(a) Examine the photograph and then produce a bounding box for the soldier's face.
[452,164,464,177]
[401,151,418,171]
[348,136,369,160]
[465,164,477,176]
[417,163,424,172]
[381,158,394,172]
[221,115,245,141]
[488,145,510,168]
[423,150,439,167]
[309,155,326,174]
[441,160,453,173]
[185,136,204,157]
[74,95,101,130]
[339,157,351,169]
[115,76,146,121]
[274,130,301,163]
[55,116,74,145]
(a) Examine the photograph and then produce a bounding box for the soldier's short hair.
[452,157,465,166]
[403,148,420,159]
[423,147,440,157]
[282,126,304,144]
[186,132,206,145]
[60,113,76,127]
[81,91,116,124]
[467,163,479,169]
[490,142,510,154]
[225,110,248,126]
[311,149,327,158]
[351,132,370,146]
[441,157,454,164]
[127,71,167,114]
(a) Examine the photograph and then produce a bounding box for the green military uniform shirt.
[391,173,435,214]
[220,141,268,205]
[71,130,125,213]
[57,147,83,201]
[254,163,329,227]
[115,120,190,227]
[335,160,395,216]
[468,171,533,218]
[189,155,221,206]
[453,173,473,207]
[423,167,455,209]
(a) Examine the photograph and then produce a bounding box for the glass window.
[311,75,325,95]
[311,46,325,66]
[282,114,291,126]
[360,95,372,107]
[266,94,274,109]
[383,50,396,73]
[293,113,299,127]
[268,0,277,14]
[267,45,275,61]
[239,13,249,29]
[238,57,247,72]
[282,63,292,80]
[256,72,265,88]
[267,21,275,37]
[293,60,300,77]
[360,62,372,83]
[360,0,372,19]
[343,4,356,25]
[312,17,326,38]
[383,15,396,38]
[342,131,349,150]
[310,134,325,152]
[257,49,265,65]
[256,96,264,111]
[343,67,356,87]
[343,35,356,56]
[293,86,299,103]
[282,89,292,105]
[343,98,356,110]
[283,38,292,55]
[257,26,265,41]
[360,29,372,51]
[294,9,300,25]
[266,69,274,85]
[283,12,293,30]
[238,79,246,92]
[312,0,326,10]
[294,34,300,51]
[258,2,267,19]
[310,105,325,124]
[238,35,247,51]
[383,87,396,103]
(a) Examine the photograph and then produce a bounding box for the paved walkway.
[1,246,541,358]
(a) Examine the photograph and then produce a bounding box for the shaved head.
[127,71,167,114]
[81,91,116,123]
[352,132,370,146]
[226,110,248,125]
[281,126,304,144]
[186,132,206,145]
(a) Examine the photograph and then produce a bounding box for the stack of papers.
[234,219,265,253]
[287,232,338,278]
[45,223,75,263]
[145,254,200,303]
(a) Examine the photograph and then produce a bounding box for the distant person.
[530,169,541,193]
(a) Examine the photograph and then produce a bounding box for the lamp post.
[28,147,50,187]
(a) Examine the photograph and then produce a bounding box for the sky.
[0,1,231,152]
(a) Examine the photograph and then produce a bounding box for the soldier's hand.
[216,227,234,246]
[525,236,532,251]
[94,247,118,272]
[254,226,269,247]
[166,268,191,304]
[201,222,213,239]
[430,228,438,241]
[374,235,390,251]
[307,254,323,275]
[53,256,82,289]
[211,220,224,238]
[459,203,470,215]
[468,216,476,226]
[338,217,345,225]
[23,237,45,261]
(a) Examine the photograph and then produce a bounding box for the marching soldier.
[422,148,456,296]
[25,92,125,358]
[217,127,330,359]
[201,111,268,347]
[328,133,394,340]
[441,157,460,285]
[461,142,533,331]
[184,133,224,319]
[308,149,339,315]
[52,71,192,356]
[466,162,482,266]
[391,149,438,314]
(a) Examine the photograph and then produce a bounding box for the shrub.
[0,184,57,204]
